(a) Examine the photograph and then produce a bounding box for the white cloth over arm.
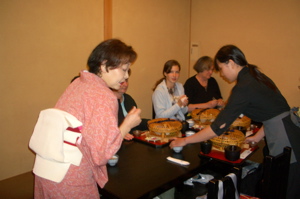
[29,108,83,183]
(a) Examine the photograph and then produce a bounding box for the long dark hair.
[87,39,137,75]
[152,60,181,91]
[214,45,277,91]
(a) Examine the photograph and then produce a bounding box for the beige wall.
[0,0,104,180]
[1,0,299,181]
[190,0,300,106]
[112,0,191,119]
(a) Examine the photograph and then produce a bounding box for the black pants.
[287,161,300,199]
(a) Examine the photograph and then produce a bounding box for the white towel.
[29,108,83,183]
[218,173,239,199]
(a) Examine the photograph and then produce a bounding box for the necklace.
[167,85,178,106]
[168,87,174,95]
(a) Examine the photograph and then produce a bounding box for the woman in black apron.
[170,45,300,198]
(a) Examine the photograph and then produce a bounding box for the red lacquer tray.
[133,134,171,148]
[198,146,258,166]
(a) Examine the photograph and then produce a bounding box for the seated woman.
[112,69,149,140]
[152,60,188,121]
[184,56,225,112]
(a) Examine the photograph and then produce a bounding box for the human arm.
[187,99,218,112]
[217,98,225,107]
[119,106,142,138]
[122,94,148,137]
[169,125,217,148]
[178,95,189,107]
[55,76,126,167]
[152,87,182,119]
[124,133,134,140]
[185,77,221,112]
[245,126,265,144]
[121,93,140,140]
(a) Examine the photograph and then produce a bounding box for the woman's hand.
[244,136,259,144]
[244,126,265,144]
[178,95,188,107]
[170,126,217,149]
[169,137,187,148]
[206,100,218,108]
[120,107,142,137]
[124,133,134,141]
[217,99,225,107]
[124,106,142,128]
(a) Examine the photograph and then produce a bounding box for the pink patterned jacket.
[54,70,123,188]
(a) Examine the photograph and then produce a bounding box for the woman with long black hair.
[170,45,300,198]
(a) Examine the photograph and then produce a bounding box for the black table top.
[98,140,206,199]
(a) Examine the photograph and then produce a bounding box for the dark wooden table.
[98,140,207,199]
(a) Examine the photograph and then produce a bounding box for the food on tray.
[144,136,159,142]
[210,129,245,152]
[147,118,182,141]
[231,115,251,128]
[191,124,205,131]
[191,108,220,124]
